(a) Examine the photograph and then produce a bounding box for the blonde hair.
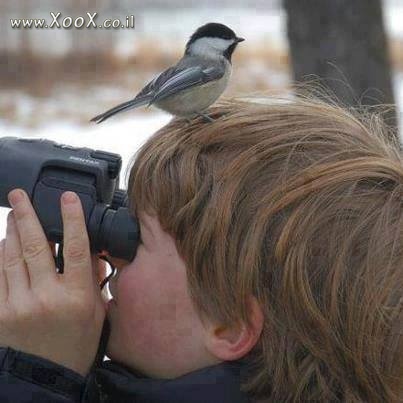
[127,95,403,401]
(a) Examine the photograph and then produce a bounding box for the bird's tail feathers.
[90,97,151,124]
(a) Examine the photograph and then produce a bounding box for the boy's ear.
[204,296,264,361]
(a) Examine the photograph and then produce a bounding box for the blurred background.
[0,0,402,235]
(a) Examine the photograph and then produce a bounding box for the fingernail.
[62,191,78,204]
[8,189,24,206]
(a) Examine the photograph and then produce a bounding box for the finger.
[61,192,93,289]
[8,189,56,288]
[0,239,8,302]
[4,211,30,298]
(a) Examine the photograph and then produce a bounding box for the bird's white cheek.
[189,37,235,57]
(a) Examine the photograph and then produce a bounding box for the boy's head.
[107,96,403,401]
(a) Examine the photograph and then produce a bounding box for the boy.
[0,96,402,402]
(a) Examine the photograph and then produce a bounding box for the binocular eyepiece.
[0,137,139,267]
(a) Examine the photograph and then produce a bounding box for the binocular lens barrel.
[95,205,139,262]
[0,136,140,263]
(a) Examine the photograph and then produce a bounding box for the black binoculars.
[0,137,139,269]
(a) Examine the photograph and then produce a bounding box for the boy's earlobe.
[205,296,264,361]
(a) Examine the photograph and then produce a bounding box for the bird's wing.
[135,62,225,105]
[134,66,178,99]
[151,65,224,104]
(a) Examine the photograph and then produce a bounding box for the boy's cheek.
[115,279,186,338]
[118,307,189,363]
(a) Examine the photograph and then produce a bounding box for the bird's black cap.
[186,23,239,48]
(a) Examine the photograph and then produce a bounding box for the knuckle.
[35,293,51,310]
[24,238,48,261]
[35,295,57,317]
[64,240,88,262]
[5,253,25,269]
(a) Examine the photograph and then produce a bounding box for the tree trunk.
[284,0,399,143]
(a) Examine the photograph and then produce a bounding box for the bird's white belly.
[156,69,230,116]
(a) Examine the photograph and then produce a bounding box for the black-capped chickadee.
[91,22,244,123]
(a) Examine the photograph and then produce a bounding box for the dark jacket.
[0,347,251,402]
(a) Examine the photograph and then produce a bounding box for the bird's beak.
[235,37,245,43]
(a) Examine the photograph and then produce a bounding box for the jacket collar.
[93,360,251,403]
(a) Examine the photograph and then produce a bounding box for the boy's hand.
[0,189,106,377]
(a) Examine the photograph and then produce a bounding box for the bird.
[90,22,244,124]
